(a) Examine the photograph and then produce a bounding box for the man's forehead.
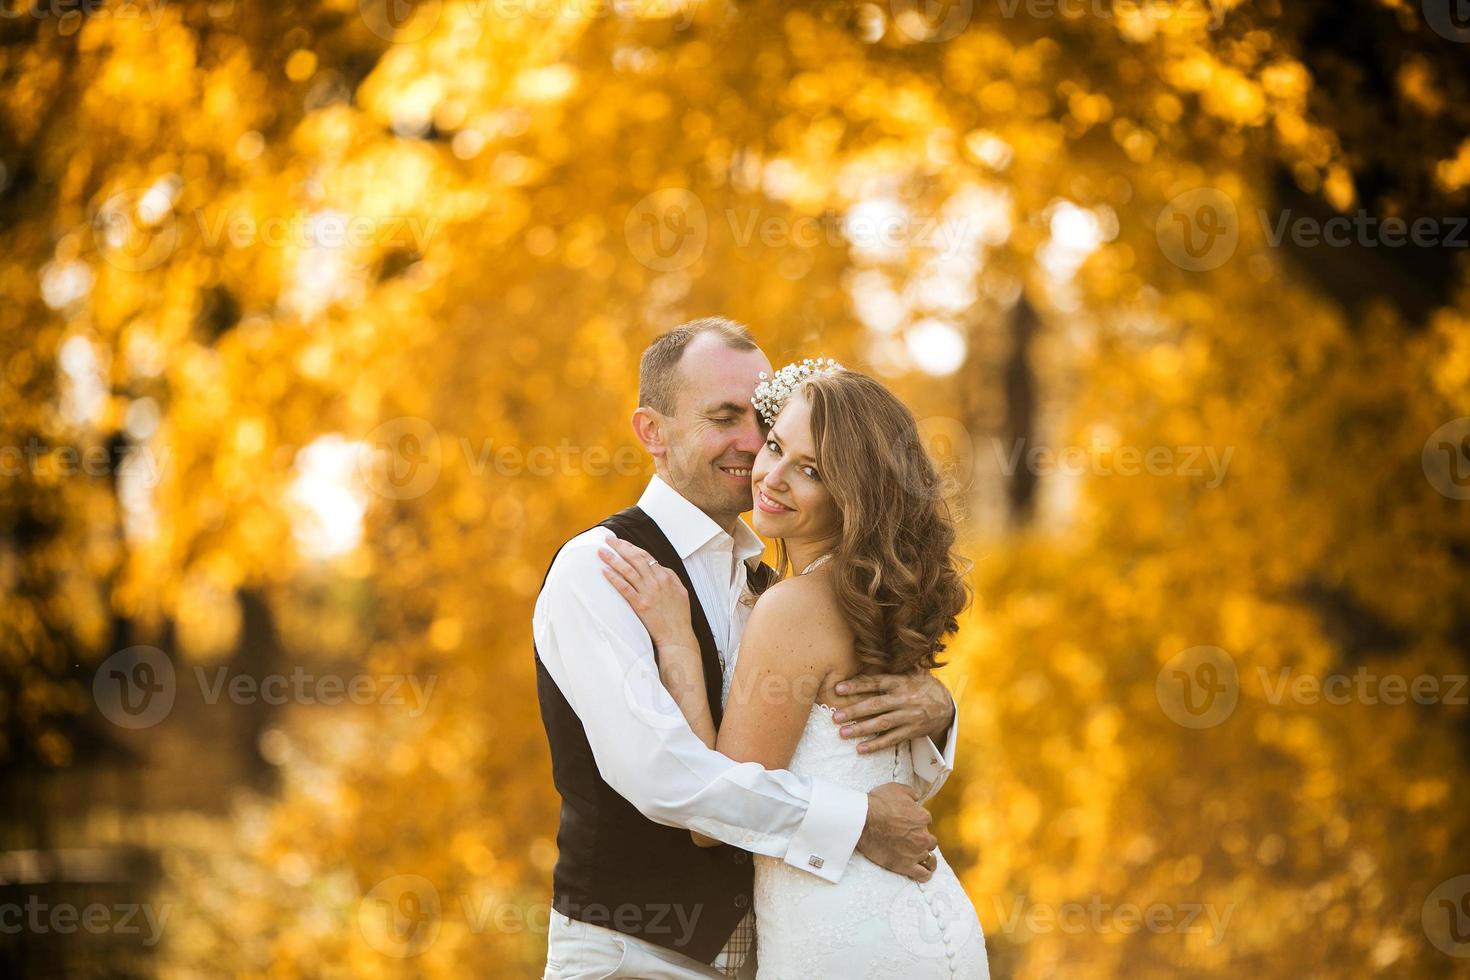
[676,340,769,408]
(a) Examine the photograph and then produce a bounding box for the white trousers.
[542,910,732,980]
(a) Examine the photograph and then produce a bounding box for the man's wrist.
[930,689,956,740]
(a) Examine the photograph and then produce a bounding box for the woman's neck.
[786,535,839,576]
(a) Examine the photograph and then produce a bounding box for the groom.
[533,317,961,979]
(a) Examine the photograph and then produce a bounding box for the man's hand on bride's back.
[830,670,956,752]
[858,783,939,882]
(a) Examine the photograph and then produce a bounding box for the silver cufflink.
[808,855,824,868]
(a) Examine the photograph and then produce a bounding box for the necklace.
[799,552,835,575]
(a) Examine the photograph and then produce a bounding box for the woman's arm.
[714,578,839,772]
[599,539,844,847]
[596,540,714,747]
[651,642,716,749]
[597,538,727,845]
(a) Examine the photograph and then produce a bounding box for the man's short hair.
[637,317,758,415]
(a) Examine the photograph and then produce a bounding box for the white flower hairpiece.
[751,357,845,426]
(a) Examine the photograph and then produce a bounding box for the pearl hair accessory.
[751,357,845,426]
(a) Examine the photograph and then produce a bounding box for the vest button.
[735,894,749,908]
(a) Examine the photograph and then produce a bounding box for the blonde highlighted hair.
[765,369,971,673]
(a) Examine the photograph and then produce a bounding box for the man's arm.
[592,535,941,879]
[830,671,960,802]
[534,529,866,883]
[716,583,939,881]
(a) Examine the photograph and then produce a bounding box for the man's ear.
[631,407,667,461]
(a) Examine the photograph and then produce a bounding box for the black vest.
[533,505,776,964]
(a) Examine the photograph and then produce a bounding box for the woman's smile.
[755,486,794,513]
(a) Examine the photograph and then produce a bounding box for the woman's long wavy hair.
[765,369,972,674]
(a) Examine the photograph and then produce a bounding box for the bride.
[599,360,989,978]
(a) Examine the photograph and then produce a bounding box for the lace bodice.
[791,701,911,791]
[750,702,989,979]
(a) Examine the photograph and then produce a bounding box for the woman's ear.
[631,407,667,461]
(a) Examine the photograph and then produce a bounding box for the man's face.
[656,333,772,523]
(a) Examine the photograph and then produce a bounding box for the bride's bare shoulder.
[747,572,853,650]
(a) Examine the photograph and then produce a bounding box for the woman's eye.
[802,466,820,481]
[765,438,780,454]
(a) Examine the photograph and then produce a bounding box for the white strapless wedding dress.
[751,701,990,979]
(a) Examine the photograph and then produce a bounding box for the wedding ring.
[646,559,659,568]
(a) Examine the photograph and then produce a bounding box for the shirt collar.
[637,474,766,567]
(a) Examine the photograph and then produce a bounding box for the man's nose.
[733,415,765,456]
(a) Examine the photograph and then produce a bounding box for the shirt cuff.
[782,778,867,883]
[912,705,959,802]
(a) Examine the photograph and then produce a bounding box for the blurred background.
[3,0,1470,976]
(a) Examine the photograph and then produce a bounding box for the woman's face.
[750,391,842,543]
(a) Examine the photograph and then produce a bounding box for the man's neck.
[705,509,740,538]
[654,468,742,537]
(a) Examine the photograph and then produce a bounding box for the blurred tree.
[1,0,1468,976]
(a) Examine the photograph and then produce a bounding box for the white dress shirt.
[533,474,959,884]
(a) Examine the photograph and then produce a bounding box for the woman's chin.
[751,510,783,536]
